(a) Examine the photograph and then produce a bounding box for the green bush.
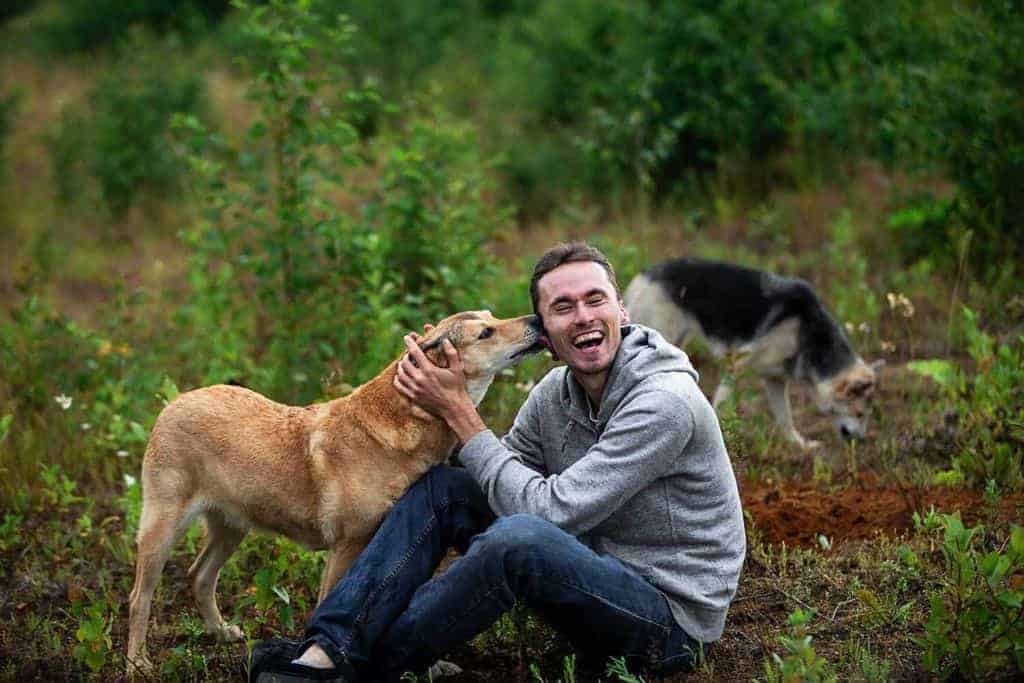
[37,0,231,54]
[844,0,1024,274]
[915,513,1024,679]
[886,193,957,267]
[49,42,208,215]
[908,307,1024,492]
[0,90,18,183]
[176,0,506,401]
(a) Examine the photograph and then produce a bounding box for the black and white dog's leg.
[764,377,820,450]
[712,377,734,408]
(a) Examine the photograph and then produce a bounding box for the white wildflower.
[817,534,832,551]
[55,394,73,410]
[116,450,130,458]
[123,473,137,488]
[81,422,92,431]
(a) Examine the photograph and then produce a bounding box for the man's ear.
[619,298,630,325]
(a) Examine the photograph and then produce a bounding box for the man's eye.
[478,327,494,340]
[587,296,606,305]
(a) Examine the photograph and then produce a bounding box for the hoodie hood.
[562,324,699,426]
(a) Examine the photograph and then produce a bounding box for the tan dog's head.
[417,310,544,381]
[814,359,884,442]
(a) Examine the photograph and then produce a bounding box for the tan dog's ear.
[418,336,451,369]
[417,321,464,369]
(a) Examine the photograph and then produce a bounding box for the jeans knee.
[476,515,562,568]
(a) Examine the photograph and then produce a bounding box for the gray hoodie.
[458,324,746,643]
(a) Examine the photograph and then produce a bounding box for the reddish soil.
[740,471,1022,548]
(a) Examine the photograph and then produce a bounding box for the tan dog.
[126,311,542,674]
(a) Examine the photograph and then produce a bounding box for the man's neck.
[573,371,607,413]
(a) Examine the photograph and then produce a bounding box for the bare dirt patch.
[742,471,1022,549]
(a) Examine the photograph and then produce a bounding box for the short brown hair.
[529,241,620,320]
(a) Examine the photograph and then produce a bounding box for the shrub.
[176,0,506,400]
[0,90,17,182]
[908,307,1024,491]
[915,513,1024,679]
[37,0,231,54]
[48,41,208,215]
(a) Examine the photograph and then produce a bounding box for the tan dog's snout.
[416,311,544,376]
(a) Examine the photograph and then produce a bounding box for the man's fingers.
[423,323,434,333]
[393,373,414,400]
[442,339,463,371]
[404,334,430,368]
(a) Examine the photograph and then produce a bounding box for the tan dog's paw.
[428,660,463,678]
[126,654,155,678]
[214,623,245,642]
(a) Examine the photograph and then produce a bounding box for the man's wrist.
[444,399,487,444]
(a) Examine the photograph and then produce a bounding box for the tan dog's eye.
[478,327,494,340]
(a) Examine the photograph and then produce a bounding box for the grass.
[2,10,1023,681]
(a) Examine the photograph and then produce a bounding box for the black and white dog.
[624,258,883,449]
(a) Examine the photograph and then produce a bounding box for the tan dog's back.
[145,385,324,543]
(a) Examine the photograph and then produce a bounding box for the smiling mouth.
[572,330,604,350]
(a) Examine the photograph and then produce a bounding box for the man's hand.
[393,331,487,443]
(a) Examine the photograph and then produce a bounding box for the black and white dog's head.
[813,358,885,441]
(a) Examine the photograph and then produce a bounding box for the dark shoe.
[248,638,352,683]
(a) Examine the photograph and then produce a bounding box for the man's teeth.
[573,331,604,347]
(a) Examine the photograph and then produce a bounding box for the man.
[251,242,746,682]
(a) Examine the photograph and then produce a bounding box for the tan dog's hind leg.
[127,496,190,675]
[187,509,247,643]
[317,541,365,604]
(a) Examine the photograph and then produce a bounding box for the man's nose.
[571,302,593,324]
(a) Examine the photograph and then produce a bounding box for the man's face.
[536,261,627,378]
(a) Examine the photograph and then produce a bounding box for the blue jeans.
[302,466,702,681]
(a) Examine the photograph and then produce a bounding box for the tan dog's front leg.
[317,542,365,605]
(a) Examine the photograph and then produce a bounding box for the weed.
[71,597,117,674]
[605,656,647,682]
[915,513,1024,678]
[531,653,576,683]
[0,512,22,553]
[908,307,1024,491]
[764,608,836,683]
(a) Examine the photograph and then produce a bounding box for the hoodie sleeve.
[458,388,695,536]
[495,385,547,474]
